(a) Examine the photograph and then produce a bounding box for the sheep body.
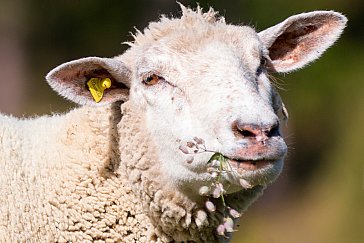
[0,103,157,242]
[0,102,261,242]
[0,104,140,242]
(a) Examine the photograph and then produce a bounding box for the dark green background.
[0,1,362,242]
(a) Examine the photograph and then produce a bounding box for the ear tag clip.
[87,78,112,103]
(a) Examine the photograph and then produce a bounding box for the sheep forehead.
[166,25,260,56]
[126,5,265,83]
[133,26,262,79]
[131,5,261,55]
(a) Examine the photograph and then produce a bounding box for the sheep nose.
[233,121,280,141]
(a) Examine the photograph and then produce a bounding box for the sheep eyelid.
[141,73,165,86]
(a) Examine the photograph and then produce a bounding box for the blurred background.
[0,0,363,242]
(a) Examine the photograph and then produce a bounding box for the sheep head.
[46,6,346,198]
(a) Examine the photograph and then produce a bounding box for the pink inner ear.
[268,14,345,71]
[63,66,128,103]
[269,24,319,62]
[55,63,105,98]
[47,58,130,106]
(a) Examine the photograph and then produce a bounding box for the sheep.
[0,4,346,243]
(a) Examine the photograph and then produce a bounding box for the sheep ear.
[259,11,347,73]
[46,57,131,106]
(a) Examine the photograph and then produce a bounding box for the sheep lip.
[228,159,275,171]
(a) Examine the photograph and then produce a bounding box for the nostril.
[234,122,260,138]
[266,123,280,137]
[233,120,280,139]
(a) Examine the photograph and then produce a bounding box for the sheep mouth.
[228,159,275,171]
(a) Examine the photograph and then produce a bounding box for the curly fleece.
[0,101,263,243]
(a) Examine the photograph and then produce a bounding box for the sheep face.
[46,7,347,196]
[128,27,287,192]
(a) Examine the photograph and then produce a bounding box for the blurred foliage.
[0,0,363,242]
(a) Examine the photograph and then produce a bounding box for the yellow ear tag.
[87,78,112,103]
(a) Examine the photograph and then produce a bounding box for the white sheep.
[0,5,346,243]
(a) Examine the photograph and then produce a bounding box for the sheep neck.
[113,101,265,242]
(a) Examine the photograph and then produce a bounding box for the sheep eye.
[256,57,267,76]
[142,74,162,86]
[260,57,267,66]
